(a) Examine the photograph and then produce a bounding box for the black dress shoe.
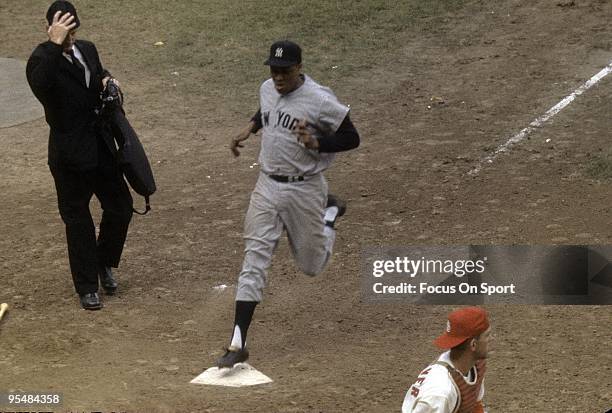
[99,266,117,295]
[80,292,102,310]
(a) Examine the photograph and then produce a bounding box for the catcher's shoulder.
[414,363,456,394]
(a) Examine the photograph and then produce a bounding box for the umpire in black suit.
[26,1,133,310]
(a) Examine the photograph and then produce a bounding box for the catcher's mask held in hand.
[101,78,123,108]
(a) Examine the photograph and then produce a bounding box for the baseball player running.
[217,40,360,367]
[402,307,492,413]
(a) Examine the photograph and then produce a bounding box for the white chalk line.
[468,60,612,175]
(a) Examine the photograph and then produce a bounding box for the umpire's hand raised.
[47,11,76,46]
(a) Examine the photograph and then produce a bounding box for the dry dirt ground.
[1,0,611,412]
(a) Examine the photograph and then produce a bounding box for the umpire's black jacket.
[26,39,111,170]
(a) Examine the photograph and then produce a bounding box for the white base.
[190,363,273,387]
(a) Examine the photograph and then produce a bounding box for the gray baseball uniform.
[235,75,350,302]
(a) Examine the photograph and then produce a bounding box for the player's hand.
[294,120,319,150]
[230,125,252,157]
[47,11,77,46]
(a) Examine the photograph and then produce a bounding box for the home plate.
[190,363,273,387]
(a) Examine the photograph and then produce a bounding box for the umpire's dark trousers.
[50,143,133,295]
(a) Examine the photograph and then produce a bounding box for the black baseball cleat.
[326,194,347,217]
[79,292,103,310]
[216,346,249,368]
[99,266,118,295]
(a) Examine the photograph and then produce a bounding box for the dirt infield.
[1,0,611,412]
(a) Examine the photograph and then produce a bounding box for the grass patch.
[586,154,612,179]
[76,0,467,112]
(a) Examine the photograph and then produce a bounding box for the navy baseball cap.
[264,40,302,67]
[46,1,80,29]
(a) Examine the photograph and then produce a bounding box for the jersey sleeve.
[404,395,455,413]
[402,363,459,413]
[318,95,350,134]
[251,107,263,132]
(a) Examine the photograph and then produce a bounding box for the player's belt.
[268,174,305,183]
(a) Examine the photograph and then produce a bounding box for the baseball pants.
[235,172,335,302]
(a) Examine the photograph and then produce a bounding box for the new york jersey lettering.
[274,110,300,131]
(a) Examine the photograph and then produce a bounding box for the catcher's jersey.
[402,352,485,413]
[257,74,349,176]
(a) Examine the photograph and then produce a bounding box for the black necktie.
[67,49,86,80]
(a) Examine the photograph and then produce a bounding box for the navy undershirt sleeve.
[250,108,262,133]
[317,114,360,153]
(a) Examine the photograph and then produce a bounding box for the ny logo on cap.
[275,47,283,58]
[446,320,451,333]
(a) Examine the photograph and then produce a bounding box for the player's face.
[474,327,492,359]
[270,64,302,95]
